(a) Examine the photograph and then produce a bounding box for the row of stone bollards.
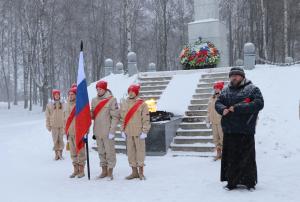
[105,42,292,76]
[104,51,157,77]
[238,42,296,69]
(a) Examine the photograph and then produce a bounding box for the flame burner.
[145,99,173,122]
[150,111,174,122]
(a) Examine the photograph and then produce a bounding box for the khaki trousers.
[126,136,145,167]
[68,134,86,166]
[96,136,116,168]
[51,127,64,151]
[212,124,223,149]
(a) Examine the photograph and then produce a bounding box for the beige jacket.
[64,100,76,136]
[45,101,65,130]
[207,95,222,124]
[120,97,151,137]
[91,91,120,138]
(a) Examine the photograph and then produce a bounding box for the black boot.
[246,184,256,191]
[224,184,237,191]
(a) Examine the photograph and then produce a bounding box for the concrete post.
[235,59,244,66]
[244,43,256,70]
[285,57,294,64]
[127,52,138,76]
[148,63,156,72]
[115,62,124,74]
[104,58,113,76]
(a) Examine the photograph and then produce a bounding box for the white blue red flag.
[75,43,91,153]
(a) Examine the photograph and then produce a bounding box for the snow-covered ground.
[1,65,300,202]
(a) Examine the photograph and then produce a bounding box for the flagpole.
[84,134,91,180]
[82,41,91,180]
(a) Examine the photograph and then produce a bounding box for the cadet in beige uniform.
[64,86,86,178]
[207,81,224,161]
[120,84,151,180]
[91,81,119,180]
[45,89,65,160]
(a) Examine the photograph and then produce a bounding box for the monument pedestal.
[188,0,229,67]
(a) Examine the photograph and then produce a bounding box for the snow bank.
[157,72,203,115]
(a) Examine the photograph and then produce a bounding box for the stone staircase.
[138,75,172,100]
[114,74,173,153]
[170,72,229,156]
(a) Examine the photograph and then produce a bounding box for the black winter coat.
[215,79,264,135]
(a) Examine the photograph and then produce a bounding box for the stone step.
[179,122,209,130]
[190,98,209,105]
[193,93,212,99]
[93,136,126,154]
[176,128,212,136]
[182,116,207,123]
[139,90,163,96]
[201,72,229,79]
[197,83,214,88]
[140,81,170,86]
[173,136,213,144]
[140,85,167,91]
[115,137,126,146]
[170,143,215,152]
[138,76,172,82]
[139,95,160,100]
[115,145,126,154]
[188,104,208,111]
[197,81,230,88]
[185,110,207,116]
[114,129,121,133]
[195,88,213,94]
[200,77,229,84]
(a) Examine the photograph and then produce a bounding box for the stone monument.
[188,0,229,67]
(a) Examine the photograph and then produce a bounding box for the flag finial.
[80,41,83,51]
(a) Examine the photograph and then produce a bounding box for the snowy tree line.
[0,0,194,111]
[220,0,300,65]
[0,0,299,111]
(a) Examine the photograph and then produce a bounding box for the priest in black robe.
[215,67,264,191]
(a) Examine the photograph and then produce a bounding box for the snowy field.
[1,65,300,202]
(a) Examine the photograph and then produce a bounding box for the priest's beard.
[230,78,243,87]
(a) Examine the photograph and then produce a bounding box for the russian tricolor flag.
[75,42,91,153]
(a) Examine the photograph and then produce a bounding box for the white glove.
[206,122,211,128]
[205,117,211,128]
[140,133,147,139]
[108,133,115,140]
[121,132,127,140]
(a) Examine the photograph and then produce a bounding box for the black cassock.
[215,79,264,188]
[221,133,257,187]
